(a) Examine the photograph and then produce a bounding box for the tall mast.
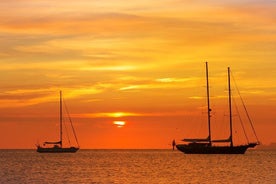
[60,90,63,148]
[228,67,233,147]
[206,62,212,145]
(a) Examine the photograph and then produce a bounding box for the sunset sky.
[0,0,275,149]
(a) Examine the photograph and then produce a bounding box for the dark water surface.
[0,149,275,183]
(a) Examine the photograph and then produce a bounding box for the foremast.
[181,62,212,144]
[228,67,234,147]
[60,90,63,148]
[206,62,212,146]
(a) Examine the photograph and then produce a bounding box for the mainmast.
[228,67,233,147]
[206,62,212,145]
[60,90,63,148]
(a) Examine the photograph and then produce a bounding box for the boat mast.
[60,90,63,148]
[206,62,212,145]
[228,67,233,147]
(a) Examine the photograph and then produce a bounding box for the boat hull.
[176,144,250,154]
[36,146,79,153]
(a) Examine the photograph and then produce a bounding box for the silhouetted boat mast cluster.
[176,62,259,154]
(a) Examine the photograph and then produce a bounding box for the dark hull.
[37,146,79,153]
[176,144,250,154]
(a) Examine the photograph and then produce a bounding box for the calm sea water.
[0,149,275,184]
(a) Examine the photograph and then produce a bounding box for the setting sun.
[113,121,126,128]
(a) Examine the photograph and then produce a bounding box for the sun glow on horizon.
[113,121,126,128]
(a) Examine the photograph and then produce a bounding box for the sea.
[0,149,275,184]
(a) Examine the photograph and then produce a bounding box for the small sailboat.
[176,62,259,154]
[36,91,79,153]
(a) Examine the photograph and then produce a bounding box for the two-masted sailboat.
[176,62,259,154]
[36,91,79,153]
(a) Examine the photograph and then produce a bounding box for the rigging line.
[63,115,71,146]
[64,100,80,147]
[233,97,249,143]
[230,71,260,143]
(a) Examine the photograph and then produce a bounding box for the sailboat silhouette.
[176,62,259,154]
[36,91,79,153]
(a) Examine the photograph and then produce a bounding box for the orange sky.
[0,0,275,149]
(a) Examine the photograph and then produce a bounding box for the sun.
[113,121,126,128]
